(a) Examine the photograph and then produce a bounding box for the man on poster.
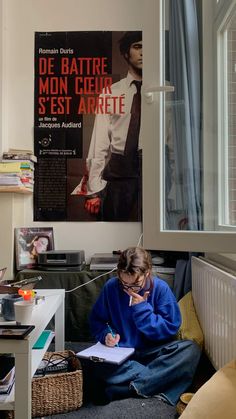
[72,31,142,221]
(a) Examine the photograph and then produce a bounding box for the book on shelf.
[0,161,35,172]
[0,177,24,186]
[0,369,15,394]
[0,186,33,193]
[0,169,34,176]
[77,342,135,365]
[0,172,34,178]
[0,356,15,394]
[0,174,34,188]
[3,148,37,163]
[1,160,35,169]
[8,148,33,154]
[33,330,54,349]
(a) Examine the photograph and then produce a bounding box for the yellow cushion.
[177,291,204,349]
[180,360,236,419]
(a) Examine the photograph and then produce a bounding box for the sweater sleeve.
[89,285,111,344]
[131,281,181,342]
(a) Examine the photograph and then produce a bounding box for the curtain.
[167,0,202,230]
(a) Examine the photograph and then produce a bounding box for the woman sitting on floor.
[81,246,201,405]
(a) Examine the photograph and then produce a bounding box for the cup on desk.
[14,300,34,325]
[1,294,23,321]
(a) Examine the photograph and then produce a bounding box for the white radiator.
[192,256,236,370]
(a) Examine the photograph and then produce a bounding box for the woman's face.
[118,272,147,292]
[34,237,49,253]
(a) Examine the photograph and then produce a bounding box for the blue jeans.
[81,339,201,405]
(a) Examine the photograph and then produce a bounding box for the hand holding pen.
[105,323,120,347]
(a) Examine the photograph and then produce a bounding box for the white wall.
[0,0,158,274]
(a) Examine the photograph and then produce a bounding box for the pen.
[129,295,133,306]
[107,323,119,346]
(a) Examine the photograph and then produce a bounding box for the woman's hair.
[117,247,152,276]
[27,235,49,252]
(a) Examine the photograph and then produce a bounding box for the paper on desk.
[77,342,135,365]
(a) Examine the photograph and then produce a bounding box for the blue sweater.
[89,276,181,350]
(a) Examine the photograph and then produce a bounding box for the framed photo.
[14,227,54,271]
[0,325,35,339]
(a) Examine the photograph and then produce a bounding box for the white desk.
[0,289,65,419]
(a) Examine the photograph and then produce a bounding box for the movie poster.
[34,31,142,221]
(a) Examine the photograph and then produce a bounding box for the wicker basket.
[6,350,83,418]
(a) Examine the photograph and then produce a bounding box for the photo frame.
[0,325,35,339]
[14,227,54,271]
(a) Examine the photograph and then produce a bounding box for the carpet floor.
[32,341,179,418]
[40,398,178,419]
[34,341,214,419]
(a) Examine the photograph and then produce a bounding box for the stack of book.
[0,356,15,395]
[0,149,36,192]
[2,148,37,163]
[0,160,35,191]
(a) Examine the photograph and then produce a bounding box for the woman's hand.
[105,332,120,347]
[125,289,150,305]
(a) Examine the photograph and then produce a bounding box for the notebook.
[33,330,53,349]
[77,342,134,365]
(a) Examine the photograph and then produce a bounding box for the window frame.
[218,1,236,229]
[142,0,236,253]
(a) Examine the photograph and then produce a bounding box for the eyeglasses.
[119,277,145,292]
[118,273,153,294]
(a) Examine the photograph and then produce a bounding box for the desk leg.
[15,349,31,419]
[54,294,65,351]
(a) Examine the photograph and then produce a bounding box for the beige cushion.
[177,291,204,349]
[180,360,236,419]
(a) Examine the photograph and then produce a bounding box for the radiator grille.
[192,256,236,370]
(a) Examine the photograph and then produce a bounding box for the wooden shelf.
[0,186,33,194]
[0,290,65,418]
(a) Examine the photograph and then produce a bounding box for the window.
[142,0,236,252]
[219,4,236,228]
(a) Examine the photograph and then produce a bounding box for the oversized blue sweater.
[89,276,181,350]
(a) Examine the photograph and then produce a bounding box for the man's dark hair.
[119,31,142,56]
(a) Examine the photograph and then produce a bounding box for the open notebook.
[77,342,135,365]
